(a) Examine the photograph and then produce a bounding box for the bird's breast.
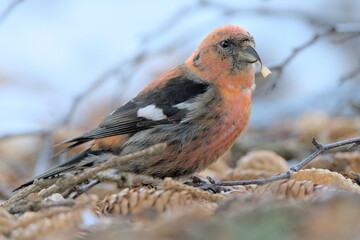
[208,89,252,154]
[179,88,252,172]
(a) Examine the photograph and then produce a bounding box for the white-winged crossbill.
[15,25,264,191]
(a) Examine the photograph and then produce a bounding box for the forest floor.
[0,111,360,240]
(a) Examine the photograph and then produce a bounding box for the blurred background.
[1,2,360,239]
[0,0,360,194]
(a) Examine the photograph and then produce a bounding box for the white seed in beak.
[260,65,272,78]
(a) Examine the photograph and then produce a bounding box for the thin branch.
[59,64,125,126]
[270,27,336,80]
[254,22,360,91]
[335,32,360,43]
[164,177,225,203]
[332,22,360,43]
[340,60,360,83]
[350,100,360,114]
[34,132,54,175]
[200,136,360,188]
[140,1,203,44]
[0,0,24,25]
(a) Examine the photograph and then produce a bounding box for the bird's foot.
[72,180,100,199]
[183,175,231,193]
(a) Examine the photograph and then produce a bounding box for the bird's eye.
[220,40,230,48]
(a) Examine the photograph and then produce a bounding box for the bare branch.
[59,63,126,126]
[350,100,360,114]
[34,132,54,175]
[164,177,225,202]
[340,60,360,83]
[270,27,336,80]
[200,136,360,188]
[140,1,203,44]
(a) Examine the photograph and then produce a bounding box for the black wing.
[58,76,210,151]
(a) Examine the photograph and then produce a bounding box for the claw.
[184,175,231,193]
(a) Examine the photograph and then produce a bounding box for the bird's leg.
[183,175,209,187]
[183,175,231,193]
[72,180,100,199]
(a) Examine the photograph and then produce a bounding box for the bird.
[14,25,266,191]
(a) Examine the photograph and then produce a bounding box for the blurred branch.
[59,62,126,126]
[340,59,360,83]
[198,136,360,188]
[34,132,54,175]
[271,29,334,76]
[265,25,360,88]
[0,0,24,25]
[164,177,225,202]
[141,0,203,44]
[332,22,360,43]
[350,100,360,114]
[202,0,335,27]
[267,27,336,87]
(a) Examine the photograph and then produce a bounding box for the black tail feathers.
[13,149,93,192]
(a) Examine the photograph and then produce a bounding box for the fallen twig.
[205,136,360,187]
[340,60,360,83]
[164,178,225,202]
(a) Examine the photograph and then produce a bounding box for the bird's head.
[186,25,263,88]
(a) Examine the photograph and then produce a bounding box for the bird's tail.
[13,149,104,192]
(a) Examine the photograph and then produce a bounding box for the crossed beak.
[239,45,272,78]
[238,45,262,67]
